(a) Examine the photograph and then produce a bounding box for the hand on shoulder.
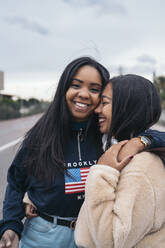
[118,137,145,162]
[97,140,134,171]
[0,230,19,248]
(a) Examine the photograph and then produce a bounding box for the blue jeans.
[19,216,78,248]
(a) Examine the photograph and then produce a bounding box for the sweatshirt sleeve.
[75,163,155,248]
[140,129,165,149]
[0,146,28,239]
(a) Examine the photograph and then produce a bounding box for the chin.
[99,128,105,133]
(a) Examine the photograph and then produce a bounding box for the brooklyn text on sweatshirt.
[65,160,97,168]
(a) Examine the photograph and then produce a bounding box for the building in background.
[0,71,4,91]
[0,71,14,100]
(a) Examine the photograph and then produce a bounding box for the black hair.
[106,74,161,146]
[23,57,110,182]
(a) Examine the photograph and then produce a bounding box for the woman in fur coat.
[75,74,165,248]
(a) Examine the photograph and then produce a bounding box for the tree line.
[153,76,165,109]
[0,97,50,120]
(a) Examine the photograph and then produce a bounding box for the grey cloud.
[4,16,50,35]
[108,64,155,76]
[136,54,157,65]
[62,0,99,6]
[99,1,126,15]
[62,0,126,15]
[127,64,155,75]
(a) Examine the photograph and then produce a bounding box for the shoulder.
[125,151,164,171]
[122,152,165,188]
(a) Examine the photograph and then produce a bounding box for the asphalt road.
[0,117,165,219]
[0,114,42,218]
[0,114,42,147]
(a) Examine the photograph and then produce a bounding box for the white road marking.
[0,137,22,152]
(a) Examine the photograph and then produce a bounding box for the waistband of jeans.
[37,211,77,229]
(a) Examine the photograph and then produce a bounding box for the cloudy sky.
[0,0,164,100]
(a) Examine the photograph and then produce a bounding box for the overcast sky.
[0,0,164,100]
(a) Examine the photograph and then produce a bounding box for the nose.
[95,102,102,114]
[78,87,90,99]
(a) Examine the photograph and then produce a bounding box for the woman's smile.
[98,116,106,127]
[95,83,113,133]
[74,101,90,111]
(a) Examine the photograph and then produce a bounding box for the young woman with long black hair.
[0,57,110,248]
[0,58,165,248]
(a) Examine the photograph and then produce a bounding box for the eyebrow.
[72,78,83,83]
[102,95,112,101]
[72,78,102,86]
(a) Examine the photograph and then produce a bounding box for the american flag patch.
[65,167,90,194]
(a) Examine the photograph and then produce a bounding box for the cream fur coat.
[74,152,165,248]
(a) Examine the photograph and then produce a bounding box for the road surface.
[0,114,42,218]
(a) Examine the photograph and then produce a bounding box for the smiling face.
[66,65,102,122]
[95,83,113,133]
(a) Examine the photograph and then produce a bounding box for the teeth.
[75,102,88,107]
[98,118,105,123]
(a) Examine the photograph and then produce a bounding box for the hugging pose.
[0,57,165,248]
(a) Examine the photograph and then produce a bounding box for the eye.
[71,83,80,89]
[102,101,109,106]
[90,88,101,94]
